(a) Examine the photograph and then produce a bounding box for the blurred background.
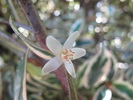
[0,0,133,100]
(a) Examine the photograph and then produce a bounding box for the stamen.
[61,49,75,61]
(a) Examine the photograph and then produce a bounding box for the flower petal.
[64,60,76,78]
[71,48,86,60]
[63,31,80,49]
[46,36,62,55]
[42,57,63,74]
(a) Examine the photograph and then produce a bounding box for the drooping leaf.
[14,50,28,100]
[9,17,54,60]
[79,48,116,88]
[107,58,115,80]
[77,61,88,87]
[112,80,133,100]
[0,71,2,100]
[93,86,112,100]
[69,18,85,34]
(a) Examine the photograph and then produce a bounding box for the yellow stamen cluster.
[61,49,75,64]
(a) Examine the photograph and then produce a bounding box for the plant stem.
[18,0,70,95]
[67,73,78,100]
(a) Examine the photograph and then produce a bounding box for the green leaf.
[14,50,28,100]
[93,86,111,100]
[79,48,116,88]
[25,43,54,60]
[9,17,54,60]
[77,62,88,87]
[26,62,42,78]
[112,81,133,99]
[107,58,115,80]
[0,71,2,100]
[69,18,85,34]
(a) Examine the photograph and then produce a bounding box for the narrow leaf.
[25,43,53,60]
[93,86,112,100]
[26,62,42,78]
[0,71,2,100]
[112,80,133,99]
[14,50,28,100]
[9,17,54,60]
[80,48,116,88]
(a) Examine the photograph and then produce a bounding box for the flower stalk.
[67,73,78,100]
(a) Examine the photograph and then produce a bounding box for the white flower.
[42,31,86,78]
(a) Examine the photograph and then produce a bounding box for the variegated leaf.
[111,80,133,100]
[78,48,116,88]
[9,17,54,60]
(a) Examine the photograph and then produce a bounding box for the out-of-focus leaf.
[0,31,25,56]
[77,61,88,87]
[28,94,44,100]
[0,71,2,100]
[9,17,54,60]
[26,62,42,78]
[69,18,85,34]
[107,58,115,80]
[26,64,61,90]
[0,19,34,32]
[93,86,112,100]
[79,48,116,88]
[43,90,59,100]
[125,66,133,83]
[111,80,133,100]
[32,76,61,91]
[14,50,28,100]
[25,43,53,60]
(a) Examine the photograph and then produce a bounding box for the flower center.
[61,49,75,63]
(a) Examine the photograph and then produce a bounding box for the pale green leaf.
[79,48,116,88]
[14,50,28,100]
[26,62,42,78]
[112,80,133,100]
[0,71,2,100]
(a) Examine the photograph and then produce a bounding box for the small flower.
[42,31,86,78]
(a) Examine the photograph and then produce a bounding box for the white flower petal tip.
[46,36,62,55]
[42,57,63,74]
[63,31,80,49]
[72,73,76,78]
[71,48,86,60]
[64,60,76,78]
